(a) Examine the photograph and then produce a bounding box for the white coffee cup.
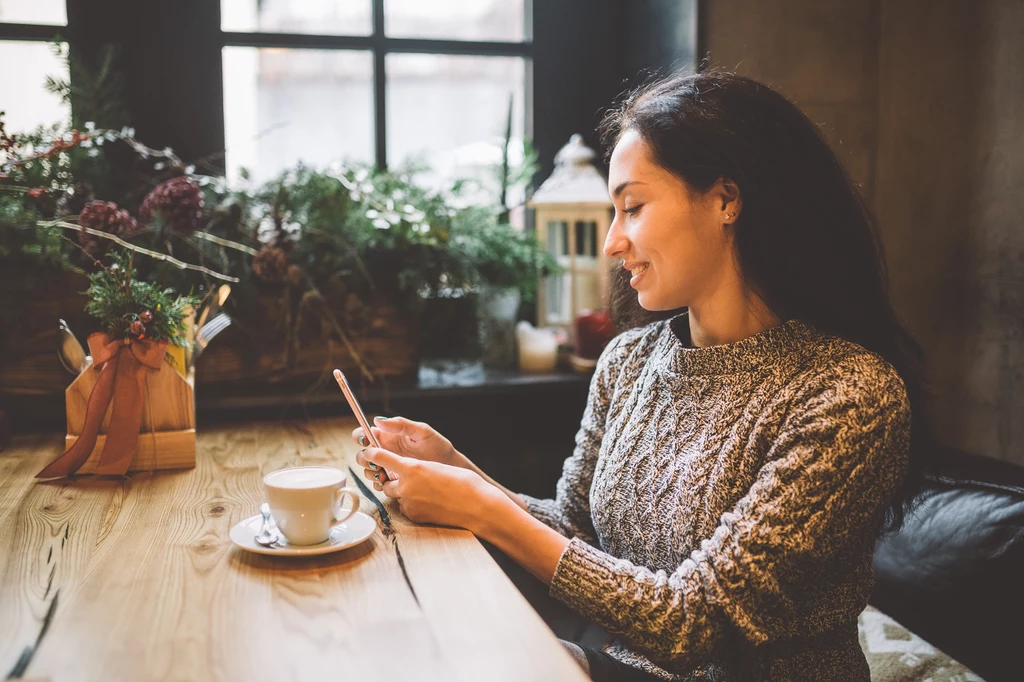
[263,466,361,545]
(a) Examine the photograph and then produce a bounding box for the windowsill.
[196,358,590,412]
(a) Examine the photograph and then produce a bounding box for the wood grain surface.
[0,418,587,682]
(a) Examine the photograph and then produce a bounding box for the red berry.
[139,310,153,324]
[130,320,145,337]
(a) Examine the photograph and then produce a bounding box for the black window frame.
[3,1,699,189]
[0,22,64,41]
[220,0,534,171]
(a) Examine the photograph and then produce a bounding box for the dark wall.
[876,0,1024,466]
[531,0,625,181]
[532,0,698,179]
[623,0,699,84]
[66,0,225,169]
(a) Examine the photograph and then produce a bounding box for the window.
[384,0,525,41]
[221,0,531,189]
[0,1,69,133]
[386,53,525,195]
[0,0,65,26]
[222,0,372,36]
[222,47,375,183]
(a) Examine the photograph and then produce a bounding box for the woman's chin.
[637,291,663,311]
[637,291,683,312]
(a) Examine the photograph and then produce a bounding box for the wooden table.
[0,417,588,682]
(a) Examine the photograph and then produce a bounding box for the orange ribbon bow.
[36,332,168,479]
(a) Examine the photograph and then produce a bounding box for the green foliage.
[216,162,556,304]
[45,42,128,130]
[84,250,198,345]
[453,218,558,302]
[0,189,66,265]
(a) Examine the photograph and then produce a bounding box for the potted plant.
[454,217,558,369]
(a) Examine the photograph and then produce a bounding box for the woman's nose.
[604,216,629,258]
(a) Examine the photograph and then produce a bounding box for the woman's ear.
[716,178,742,224]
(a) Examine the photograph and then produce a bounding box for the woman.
[353,70,927,681]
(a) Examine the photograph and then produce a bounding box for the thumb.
[364,446,409,475]
[373,415,420,436]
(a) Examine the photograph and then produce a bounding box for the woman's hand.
[352,414,529,511]
[357,445,571,585]
[352,416,460,468]
[355,446,500,530]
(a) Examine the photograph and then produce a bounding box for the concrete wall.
[704,0,1024,465]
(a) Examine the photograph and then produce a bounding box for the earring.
[725,213,735,220]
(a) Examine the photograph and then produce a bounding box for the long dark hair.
[600,69,929,534]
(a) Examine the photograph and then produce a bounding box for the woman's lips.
[627,262,649,287]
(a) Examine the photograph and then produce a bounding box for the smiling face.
[604,129,739,312]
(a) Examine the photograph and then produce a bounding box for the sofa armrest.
[871,447,1024,682]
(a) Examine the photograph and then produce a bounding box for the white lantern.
[529,134,613,332]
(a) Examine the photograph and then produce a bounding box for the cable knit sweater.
[522,314,911,681]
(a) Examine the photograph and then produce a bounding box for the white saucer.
[230,511,376,556]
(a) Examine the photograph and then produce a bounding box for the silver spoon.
[254,503,283,548]
[58,319,89,375]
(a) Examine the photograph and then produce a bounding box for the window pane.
[0,41,69,133]
[385,0,524,41]
[221,0,371,36]
[223,47,373,185]
[386,54,526,196]
[0,0,66,25]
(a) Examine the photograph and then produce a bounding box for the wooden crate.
[65,358,196,473]
[195,296,420,385]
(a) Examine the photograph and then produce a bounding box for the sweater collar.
[664,312,816,376]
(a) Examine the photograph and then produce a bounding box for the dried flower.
[139,176,205,235]
[78,200,139,254]
[252,245,289,283]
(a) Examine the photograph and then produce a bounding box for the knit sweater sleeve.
[547,353,911,670]
[520,329,646,544]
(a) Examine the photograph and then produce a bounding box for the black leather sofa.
[871,447,1024,682]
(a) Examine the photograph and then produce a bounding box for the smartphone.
[333,369,392,483]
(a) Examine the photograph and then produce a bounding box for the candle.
[575,309,615,359]
[516,321,559,373]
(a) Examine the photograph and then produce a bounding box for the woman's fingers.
[369,426,389,447]
[353,424,399,451]
[363,446,408,476]
[381,478,401,498]
[373,415,431,439]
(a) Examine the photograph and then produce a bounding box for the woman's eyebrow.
[611,180,646,199]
